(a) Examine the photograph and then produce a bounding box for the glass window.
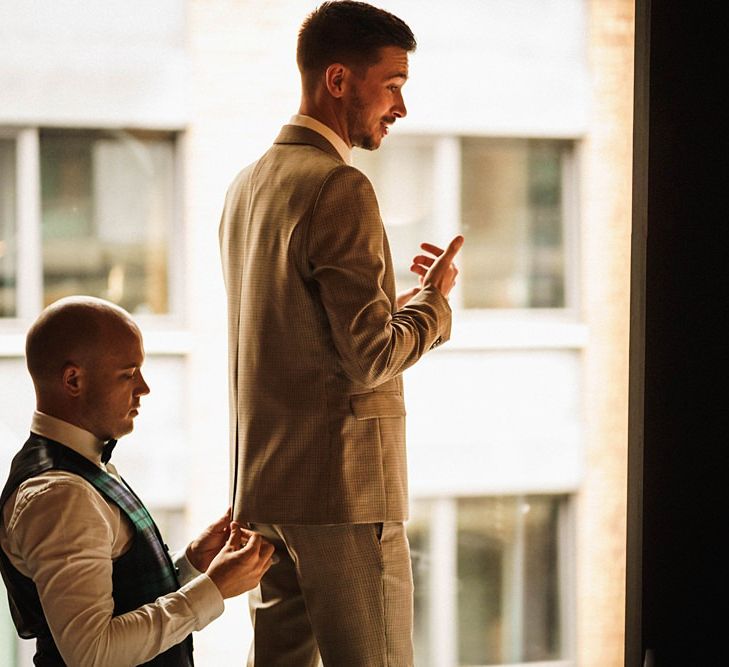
[457,496,563,664]
[461,138,568,309]
[408,494,568,666]
[354,138,437,290]
[0,138,17,317]
[408,500,434,667]
[355,136,573,311]
[40,129,175,314]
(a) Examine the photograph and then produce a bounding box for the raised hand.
[410,235,464,299]
[206,523,275,599]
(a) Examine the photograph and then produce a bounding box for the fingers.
[202,508,232,535]
[239,529,262,557]
[227,522,244,549]
[210,510,231,533]
[441,234,465,261]
[409,263,426,279]
[229,525,273,569]
[416,235,464,299]
[239,531,275,569]
[419,235,464,263]
[411,255,434,269]
[420,242,444,257]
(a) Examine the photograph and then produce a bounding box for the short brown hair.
[297,1,416,80]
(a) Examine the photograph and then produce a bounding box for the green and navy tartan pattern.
[0,434,194,666]
[70,455,181,614]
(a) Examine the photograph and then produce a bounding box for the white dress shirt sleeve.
[4,475,224,667]
[173,548,205,586]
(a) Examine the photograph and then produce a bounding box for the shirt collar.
[31,411,106,468]
[289,114,352,165]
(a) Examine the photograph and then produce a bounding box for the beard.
[347,89,379,151]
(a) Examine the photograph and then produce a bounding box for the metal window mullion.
[16,128,42,319]
[433,136,463,309]
[503,496,526,662]
[429,496,458,667]
[562,144,581,314]
[557,496,577,662]
[168,131,184,322]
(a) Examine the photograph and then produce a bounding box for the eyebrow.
[386,72,408,82]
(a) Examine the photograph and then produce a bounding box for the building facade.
[0,1,633,665]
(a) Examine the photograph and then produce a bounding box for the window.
[40,129,175,314]
[0,128,178,320]
[0,137,17,317]
[461,139,569,309]
[354,136,577,312]
[409,495,573,667]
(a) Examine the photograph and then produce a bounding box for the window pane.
[408,500,434,667]
[40,129,174,314]
[461,138,567,309]
[0,139,17,317]
[353,138,436,290]
[457,495,564,664]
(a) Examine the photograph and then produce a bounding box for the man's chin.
[356,135,381,151]
[114,420,135,438]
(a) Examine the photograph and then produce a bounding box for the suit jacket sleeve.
[307,164,451,389]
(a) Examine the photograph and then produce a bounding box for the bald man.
[0,296,274,667]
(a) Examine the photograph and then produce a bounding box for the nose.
[135,371,151,396]
[393,90,407,119]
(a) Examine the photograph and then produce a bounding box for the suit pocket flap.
[350,392,406,420]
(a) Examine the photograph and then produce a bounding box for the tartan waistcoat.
[0,434,194,666]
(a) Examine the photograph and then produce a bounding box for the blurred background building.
[0,1,633,665]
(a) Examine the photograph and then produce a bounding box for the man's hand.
[206,523,275,599]
[186,509,231,573]
[410,235,464,299]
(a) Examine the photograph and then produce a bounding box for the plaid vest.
[0,434,194,666]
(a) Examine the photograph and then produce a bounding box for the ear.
[62,363,84,398]
[324,63,347,98]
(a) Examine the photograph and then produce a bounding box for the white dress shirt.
[289,113,353,164]
[0,412,224,667]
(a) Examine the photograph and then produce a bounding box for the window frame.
[409,493,576,667]
[0,126,185,332]
[356,132,583,325]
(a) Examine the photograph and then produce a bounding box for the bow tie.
[101,439,117,464]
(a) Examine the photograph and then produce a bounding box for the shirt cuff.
[179,574,225,631]
[173,548,204,585]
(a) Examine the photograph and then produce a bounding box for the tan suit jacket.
[219,124,451,524]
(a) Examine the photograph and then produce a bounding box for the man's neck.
[298,96,351,146]
[31,410,105,466]
[291,112,352,165]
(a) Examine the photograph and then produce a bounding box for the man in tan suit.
[218,2,463,665]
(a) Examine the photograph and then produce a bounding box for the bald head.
[25,296,150,440]
[26,296,139,389]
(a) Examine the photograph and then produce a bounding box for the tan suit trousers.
[247,522,414,667]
